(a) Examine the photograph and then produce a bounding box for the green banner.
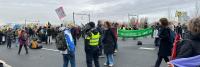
[118,28,153,38]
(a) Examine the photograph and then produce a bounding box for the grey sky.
[0,0,198,25]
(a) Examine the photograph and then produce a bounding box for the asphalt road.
[0,37,167,67]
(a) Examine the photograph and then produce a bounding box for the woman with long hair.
[102,21,116,67]
[18,30,28,55]
[154,18,173,67]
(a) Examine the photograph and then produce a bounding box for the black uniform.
[84,29,100,67]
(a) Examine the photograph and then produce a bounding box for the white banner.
[55,7,66,19]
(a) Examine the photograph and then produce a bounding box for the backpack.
[56,31,68,51]
[137,41,142,45]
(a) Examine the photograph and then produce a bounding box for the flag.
[170,55,200,67]
[55,7,66,19]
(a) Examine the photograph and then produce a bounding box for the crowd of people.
[0,16,200,67]
[57,20,119,67]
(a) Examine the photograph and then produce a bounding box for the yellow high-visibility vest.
[87,32,100,46]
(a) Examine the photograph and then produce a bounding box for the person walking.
[154,18,173,67]
[96,20,104,58]
[102,21,116,67]
[0,30,3,45]
[175,23,183,37]
[111,23,118,53]
[47,27,53,44]
[6,28,13,48]
[18,30,29,55]
[84,22,101,67]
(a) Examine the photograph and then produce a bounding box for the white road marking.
[41,48,59,52]
[139,47,155,50]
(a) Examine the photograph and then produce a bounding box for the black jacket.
[102,28,116,54]
[177,34,200,58]
[158,27,172,56]
[47,28,52,36]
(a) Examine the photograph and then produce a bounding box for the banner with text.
[55,7,66,19]
[118,28,153,38]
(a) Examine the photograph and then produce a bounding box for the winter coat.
[102,28,116,54]
[111,27,118,41]
[19,32,28,45]
[47,28,52,36]
[158,27,173,56]
[171,34,181,60]
[176,33,200,58]
[6,31,14,40]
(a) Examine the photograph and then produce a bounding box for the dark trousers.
[114,40,118,50]
[155,56,169,67]
[98,43,104,56]
[86,48,100,67]
[7,39,12,48]
[73,38,76,46]
[18,43,28,54]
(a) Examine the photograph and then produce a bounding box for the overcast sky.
[0,0,198,25]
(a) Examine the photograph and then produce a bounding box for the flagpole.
[196,0,199,17]
[73,12,75,24]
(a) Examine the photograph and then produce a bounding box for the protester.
[154,23,160,47]
[154,18,172,67]
[47,27,53,44]
[111,23,118,53]
[70,24,77,46]
[6,28,13,48]
[102,21,116,67]
[29,37,42,49]
[175,23,182,37]
[18,30,29,55]
[96,20,104,58]
[57,24,76,67]
[144,22,148,29]
[0,30,3,45]
[121,25,126,41]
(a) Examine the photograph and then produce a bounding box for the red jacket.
[171,34,181,60]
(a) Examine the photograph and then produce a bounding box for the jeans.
[63,53,76,67]
[105,54,114,65]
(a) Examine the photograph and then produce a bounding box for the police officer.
[84,22,101,67]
